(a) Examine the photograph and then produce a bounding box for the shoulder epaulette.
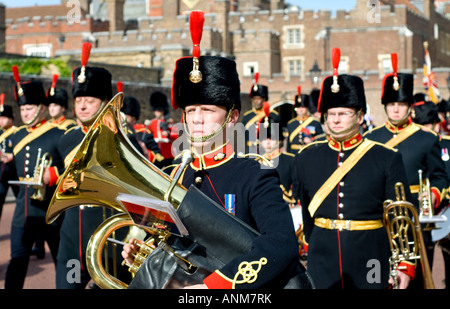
[297,140,327,155]
[363,124,385,136]
[63,126,80,135]
[414,123,438,136]
[441,135,450,141]
[287,118,298,125]
[366,139,398,152]
[283,152,295,157]
[242,109,255,116]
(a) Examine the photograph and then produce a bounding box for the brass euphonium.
[418,169,447,231]
[45,93,191,289]
[9,147,53,201]
[383,182,435,289]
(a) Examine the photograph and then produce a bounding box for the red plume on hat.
[253,72,259,93]
[391,53,400,91]
[117,81,123,93]
[330,47,340,93]
[78,42,92,83]
[188,11,205,84]
[256,101,271,139]
[0,93,4,112]
[49,74,59,97]
[11,65,23,97]
[297,86,302,103]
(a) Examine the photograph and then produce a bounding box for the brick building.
[2,0,450,124]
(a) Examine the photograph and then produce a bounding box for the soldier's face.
[385,102,410,125]
[48,103,65,119]
[74,96,102,122]
[295,107,309,118]
[0,116,12,129]
[20,104,45,126]
[325,107,363,141]
[184,104,239,151]
[251,96,264,110]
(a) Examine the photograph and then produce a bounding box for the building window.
[282,25,305,49]
[378,54,392,78]
[284,56,304,80]
[338,56,350,74]
[243,61,259,77]
[23,43,52,58]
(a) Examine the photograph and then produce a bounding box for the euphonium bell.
[45,93,189,289]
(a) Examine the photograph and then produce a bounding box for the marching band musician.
[295,48,413,289]
[122,11,302,289]
[0,103,19,222]
[147,91,178,168]
[120,92,163,163]
[254,106,307,258]
[2,66,65,289]
[242,72,279,154]
[46,74,76,130]
[364,54,449,288]
[411,93,450,289]
[55,42,129,289]
[286,86,324,154]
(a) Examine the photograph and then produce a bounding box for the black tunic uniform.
[5,120,65,289]
[295,133,411,289]
[286,116,324,154]
[173,142,300,289]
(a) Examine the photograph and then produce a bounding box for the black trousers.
[4,217,60,289]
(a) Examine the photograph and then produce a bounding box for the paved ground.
[0,188,446,289]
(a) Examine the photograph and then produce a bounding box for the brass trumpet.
[418,169,447,230]
[383,182,434,289]
[9,147,53,201]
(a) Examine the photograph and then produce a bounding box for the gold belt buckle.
[330,220,351,231]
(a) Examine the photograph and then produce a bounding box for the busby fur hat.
[0,104,14,119]
[11,65,46,106]
[308,88,320,114]
[72,42,112,101]
[121,95,141,120]
[412,93,440,125]
[171,11,241,112]
[318,48,366,113]
[249,72,269,101]
[381,53,414,105]
[294,86,310,108]
[150,91,169,114]
[46,74,68,108]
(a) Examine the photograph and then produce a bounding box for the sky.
[0,0,357,11]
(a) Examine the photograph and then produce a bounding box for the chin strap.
[183,105,235,143]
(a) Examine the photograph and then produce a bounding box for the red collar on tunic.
[328,132,363,151]
[27,119,47,132]
[191,142,235,170]
[385,117,412,133]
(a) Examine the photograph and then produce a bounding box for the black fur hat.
[412,93,440,125]
[149,91,169,114]
[294,95,310,108]
[72,67,112,101]
[381,73,414,105]
[47,88,69,108]
[318,74,367,113]
[14,81,47,106]
[171,56,241,112]
[121,95,141,120]
[249,85,269,101]
[309,88,320,114]
[0,105,14,119]
[257,103,283,142]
